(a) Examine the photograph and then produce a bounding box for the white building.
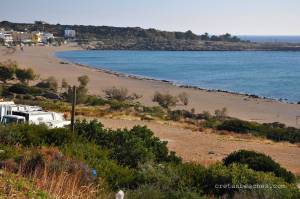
[64,29,76,38]
[0,30,13,44]
[41,32,54,43]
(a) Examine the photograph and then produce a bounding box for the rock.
[115,190,124,199]
[142,114,154,121]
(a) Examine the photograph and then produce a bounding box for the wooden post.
[71,86,76,133]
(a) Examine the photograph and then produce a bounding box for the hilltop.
[1,21,300,51]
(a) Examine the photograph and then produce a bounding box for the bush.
[74,120,181,168]
[214,107,228,120]
[104,87,129,101]
[217,119,257,133]
[8,83,30,94]
[178,92,189,106]
[0,60,17,83]
[15,68,36,84]
[104,87,141,101]
[36,76,58,92]
[204,163,300,198]
[223,150,296,183]
[108,99,131,111]
[153,92,178,109]
[142,106,166,119]
[217,119,300,144]
[0,124,73,147]
[78,75,89,87]
[86,95,107,106]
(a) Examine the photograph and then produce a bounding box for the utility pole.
[70,86,76,133]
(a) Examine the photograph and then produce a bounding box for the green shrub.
[153,92,178,109]
[142,106,165,119]
[8,83,30,94]
[74,120,181,168]
[36,76,58,92]
[0,60,17,83]
[15,68,36,84]
[0,144,19,161]
[204,163,300,198]
[217,119,300,144]
[217,119,257,133]
[108,99,131,111]
[86,95,107,106]
[223,150,296,183]
[0,124,73,147]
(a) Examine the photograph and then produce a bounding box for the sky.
[0,0,300,35]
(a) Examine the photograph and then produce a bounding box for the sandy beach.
[1,45,300,127]
[1,45,300,174]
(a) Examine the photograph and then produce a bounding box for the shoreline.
[56,50,298,105]
[1,45,300,127]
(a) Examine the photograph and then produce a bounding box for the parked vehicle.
[0,101,70,128]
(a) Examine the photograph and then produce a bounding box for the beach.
[1,44,300,174]
[1,45,300,127]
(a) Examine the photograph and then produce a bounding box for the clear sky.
[0,0,299,35]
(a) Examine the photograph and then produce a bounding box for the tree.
[78,75,89,87]
[65,76,90,104]
[0,60,17,83]
[153,92,178,109]
[104,87,142,101]
[178,92,189,106]
[15,68,36,84]
[104,87,128,101]
[200,32,209,41]
[61,78,68,92]
[214,107,227,120]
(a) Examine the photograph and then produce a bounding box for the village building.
[0,29,13,45]
[64,29,76,38]
[31,31,42,43]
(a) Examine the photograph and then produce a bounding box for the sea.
[56,50,300,103]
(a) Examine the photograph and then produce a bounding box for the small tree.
[153,92,178,109]
[0,60,17,83]
[202,111,212,120]
[61,78,69,92]
[15,68,36,84]
[104,87,128,101]
[65,76,90,104]
[214,107,228,120]
[178,92,189,106]
[78,75,89,87]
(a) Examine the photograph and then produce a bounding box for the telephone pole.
[70,86,76,133]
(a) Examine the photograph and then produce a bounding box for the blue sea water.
[56,50,300,103]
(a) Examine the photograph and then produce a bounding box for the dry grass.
[1,147,112,199]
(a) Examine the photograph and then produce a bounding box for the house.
[41,32,54,43]
[0,30,13,45]
[12,31,32,43]
[31,32,42,43]
[64,29,76,38]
